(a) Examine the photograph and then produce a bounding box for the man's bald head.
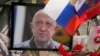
[32,9,56,25]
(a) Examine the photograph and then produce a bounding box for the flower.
[73,44,84,51]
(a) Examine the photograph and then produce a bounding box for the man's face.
[30,11,56,43]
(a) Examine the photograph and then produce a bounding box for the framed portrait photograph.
[12,3,72,50]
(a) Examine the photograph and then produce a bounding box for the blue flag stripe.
[56,3,75,28]
[77,2,89,17]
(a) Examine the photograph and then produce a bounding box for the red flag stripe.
[65,15,80,35]
[87,2,100,18]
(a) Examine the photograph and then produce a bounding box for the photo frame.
[12,3,72,50]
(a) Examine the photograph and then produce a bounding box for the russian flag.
[75,0,100,23]
[74,0,89,17]
[44,0,99,36]
[72,0,100,29]
[44,0,85,35]
[43,0,78,35]
[74,0,90,24]
[74,0,100,17]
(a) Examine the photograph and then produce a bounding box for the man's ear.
[55,25,59,32]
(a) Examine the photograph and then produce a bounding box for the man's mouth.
[39,33,47,37]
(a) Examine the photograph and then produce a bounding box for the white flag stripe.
[74,0,86,12]
[14,6,26,45]
[43,0,69,21]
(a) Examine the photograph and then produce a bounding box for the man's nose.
[40,25,47,32]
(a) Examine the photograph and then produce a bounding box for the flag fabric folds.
[74,0,89,17]
[87,0,100,19]
[43,0,100,36]
[43,0,78,35]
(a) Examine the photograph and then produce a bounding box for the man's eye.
[36,22,42,25]
[46,23,52,26]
